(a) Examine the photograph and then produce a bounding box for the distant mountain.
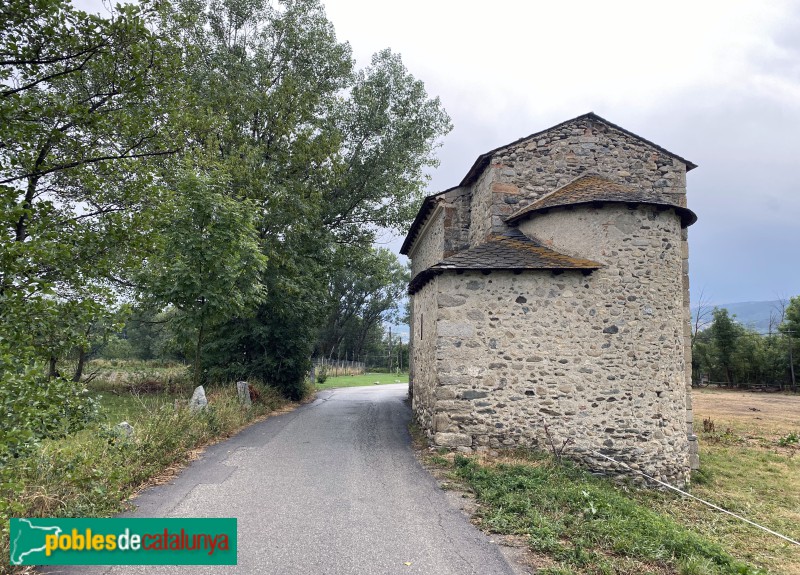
[692,300,787,334]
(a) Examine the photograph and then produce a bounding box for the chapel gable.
[463,112,695,245]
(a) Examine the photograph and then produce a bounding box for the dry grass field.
[693,389,800,437]
[680,388,800,573]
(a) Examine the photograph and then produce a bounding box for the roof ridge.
[459,112,696,187]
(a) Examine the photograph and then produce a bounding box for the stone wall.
[441,187,471,257]
[457,114,696,470]
[409,206,444,277]
[467,165,494,247]
[410,277,439,428]
[683,228,699,469]
[424,205,690,484]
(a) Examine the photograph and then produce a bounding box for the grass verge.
[314,372,408,390]
[0,380,298,575]
[410,414,784,575]
[419,446,765,575]
[667,389,800,574]
[410,389,800,574]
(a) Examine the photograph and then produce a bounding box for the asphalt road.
[46,384,517,575]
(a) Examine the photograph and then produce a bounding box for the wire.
[590,451,800,547]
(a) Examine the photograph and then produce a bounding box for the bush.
[315,368,328,384]
[0,357,98,463]
[97,335,134,360]
[0,381,289,568]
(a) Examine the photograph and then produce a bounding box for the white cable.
[590,450,800,547]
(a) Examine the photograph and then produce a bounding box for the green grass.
[85,389,182,425]
[88,358,188,373]
[0,379,294,574]
[86,359,191,392]
[443,453,765,575]
[89,391,152,423]
[655,443,800,573]
[409,390,800,574]
[314,372,408,390]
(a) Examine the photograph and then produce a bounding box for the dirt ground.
[692,387,800,437]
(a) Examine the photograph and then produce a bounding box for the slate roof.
[505,174,698,228]
[407,229,601,294]
[459,112,697,187]
[401,112,697,256]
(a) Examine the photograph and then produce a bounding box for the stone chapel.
[402,113,699,484]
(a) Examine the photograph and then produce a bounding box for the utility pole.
[788,330,796,392]
[387,326,392,372]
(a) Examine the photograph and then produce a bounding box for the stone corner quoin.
[403,113,699,486]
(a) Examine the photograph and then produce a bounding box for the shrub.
[98,335,135,360]
[0,357,98,463]
[0,381,289,568]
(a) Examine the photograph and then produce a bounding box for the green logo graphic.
[10,518,237,565]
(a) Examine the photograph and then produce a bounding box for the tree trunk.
[789,336,796,393]
[72,324,92,383]
[48,355,60,379]
[72,347,86,382]
[194,318,205,387]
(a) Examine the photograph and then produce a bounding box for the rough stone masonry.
[401,113,700,485]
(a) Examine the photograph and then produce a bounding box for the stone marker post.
[189,385,207,412]
[236,381,252,407]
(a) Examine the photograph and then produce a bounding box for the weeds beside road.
[0,361,301,574]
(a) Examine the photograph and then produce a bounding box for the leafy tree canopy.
[315,247,409,361]
[1,0,451,412]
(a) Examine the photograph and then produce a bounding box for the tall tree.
[1,0,183,370]
[779,296,799,390]
[162,0,451,396]
[708,308,742,385]
[139,166,267,385]
[323,49,452,242]
[316,247,408,360]
[1,0,183,456]
[690,288,713,384]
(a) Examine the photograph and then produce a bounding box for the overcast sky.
[77,0,800,305]
[323,0,800,305]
